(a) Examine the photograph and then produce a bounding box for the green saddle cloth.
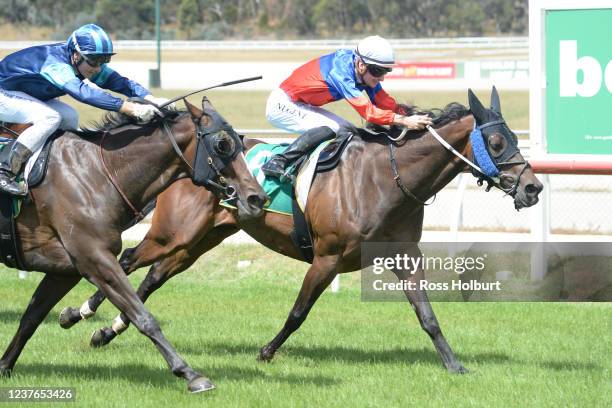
[222,141,330,215]
[243,143,294,215]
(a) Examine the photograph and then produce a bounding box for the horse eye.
[213,136,235,156]
[487,133,506,158]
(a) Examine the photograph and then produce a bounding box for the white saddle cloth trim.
[295,141,331,212]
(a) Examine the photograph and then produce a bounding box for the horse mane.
[405,102,470,128]
[77,107,183,137]
[359,102,471,139]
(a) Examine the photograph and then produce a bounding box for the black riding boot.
[0,141,32,197]
[262,126,336,181]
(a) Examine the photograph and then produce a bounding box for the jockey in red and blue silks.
[278,49,399,126]
[0,23,168,197]
[262,35,432,181]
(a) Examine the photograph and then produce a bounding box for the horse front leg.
[0,274,81,377]
[259,254,339,362]
[58,236,174,329]
[90,225,238,348]
[89,259,175,347]
[74,247,214,393]
[392,262,467,373]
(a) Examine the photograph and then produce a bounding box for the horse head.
[183,97,267,219]
[467,87,543,210]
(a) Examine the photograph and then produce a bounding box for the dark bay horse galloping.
[0,98,266,392]
[62,89,543,373]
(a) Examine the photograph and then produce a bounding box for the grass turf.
[0,243,609,407]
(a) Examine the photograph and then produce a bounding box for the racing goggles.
[81,53,112,67]
[366,64,392,77]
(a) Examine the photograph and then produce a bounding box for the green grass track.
[0,244,609,407]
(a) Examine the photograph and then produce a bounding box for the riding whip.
[159,76,263,108]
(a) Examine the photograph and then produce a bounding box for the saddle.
[314,130,353,173]
[289,129,354,264]
[0,131,61,269]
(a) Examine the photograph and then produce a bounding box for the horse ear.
[202,96,214,111]
[468,88,486,124]
[184,98,202,118]
[490,86,501,115]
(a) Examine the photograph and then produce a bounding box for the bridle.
[387,115,529,205]
[189,106,244,200]
[100,107,244,221]
[470,119,529,197]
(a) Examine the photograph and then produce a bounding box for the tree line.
[0,0,528,40]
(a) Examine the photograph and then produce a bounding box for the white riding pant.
[0,89,79,152]
[265,87,351,134]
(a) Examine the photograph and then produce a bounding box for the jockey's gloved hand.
[393,113,432,130]
[120,101,160,122]
[144,95,176,109]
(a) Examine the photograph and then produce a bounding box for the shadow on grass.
[0,310,24,322]
[11,362,338,387]
[537,360,603,371]
[192,341,508,366]
[194,341,604,373]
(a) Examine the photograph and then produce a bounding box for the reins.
[388,143,435,206]
[99,117,191,223]
[163,119,194,173]
[99,130,146,222]
[387,116,528,205]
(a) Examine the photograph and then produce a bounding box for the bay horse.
[61,88,543,373]
[0,98,267,393]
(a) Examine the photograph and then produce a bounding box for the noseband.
[100,110,244,222]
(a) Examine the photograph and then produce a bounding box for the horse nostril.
[525,183,540,196]
[247,194,265,209]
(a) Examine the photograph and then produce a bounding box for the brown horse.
[0,98,266,393]
[61,89,543,373]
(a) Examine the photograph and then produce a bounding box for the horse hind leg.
[392,266,467,374]
[1,274,81,376]
[259,254,339,362]
[59,289,106,329]
[91,225,238,348]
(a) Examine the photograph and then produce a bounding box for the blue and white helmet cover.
[67,24,115,55]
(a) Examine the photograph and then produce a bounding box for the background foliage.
[0,0,528,40]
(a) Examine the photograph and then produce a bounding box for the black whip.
[159,75,263,108]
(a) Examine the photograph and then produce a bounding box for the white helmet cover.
[355,35,395,67]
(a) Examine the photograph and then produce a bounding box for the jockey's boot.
[262,126,336,181]
[0,141,32,197]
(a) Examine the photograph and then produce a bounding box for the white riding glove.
[131,103,159,122]
[144,94,175,109]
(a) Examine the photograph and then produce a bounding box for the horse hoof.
[0,363,11,378]
[90,327,115,348]
[188,376,215,393]
[59,307,81,329]
[450,365,469,374]
[257,346,275,362]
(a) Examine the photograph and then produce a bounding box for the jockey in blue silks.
[0,23,168,197]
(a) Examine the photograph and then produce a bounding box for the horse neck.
[392,114,474,203]
[101,117,193,210]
